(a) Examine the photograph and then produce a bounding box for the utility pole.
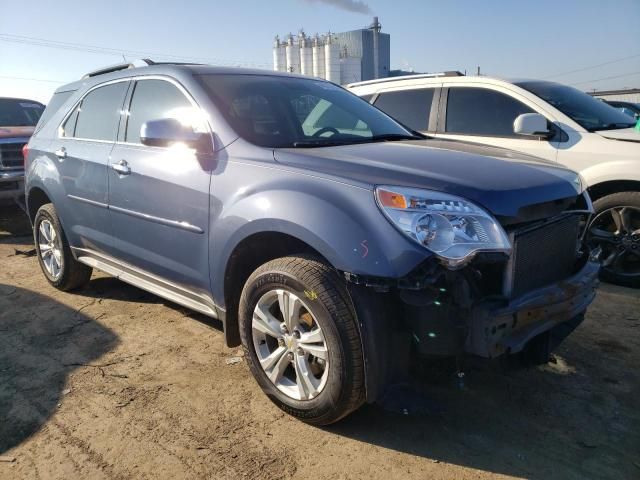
[477,66,481,76]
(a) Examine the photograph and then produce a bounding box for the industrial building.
[589,88,640,103]
[272,17,390,85]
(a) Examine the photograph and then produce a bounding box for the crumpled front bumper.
[466,258,600,358]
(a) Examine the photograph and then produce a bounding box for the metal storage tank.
[324,35,341,83]
[312,34,325,79]
[299,32,313,76]
[272,36,286,72]
[340,56,361,85]
[285,34,300,74]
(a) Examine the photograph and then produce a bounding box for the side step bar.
[72,247,219,318]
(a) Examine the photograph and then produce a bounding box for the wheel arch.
[588,179,640,202]
[26,186,52,225]
[220,228,334,348]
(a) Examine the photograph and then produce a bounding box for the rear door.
[107,77,213,293]
[54,80,129,253]
[433,86,561,161]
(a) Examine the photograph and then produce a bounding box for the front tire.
[33,203,92,291]
[239,255,365,425]
[588,192,640,288]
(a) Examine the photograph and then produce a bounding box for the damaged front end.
[346,193,600,402]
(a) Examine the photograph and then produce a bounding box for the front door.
[434,86,561,162]
[107,77,213,294]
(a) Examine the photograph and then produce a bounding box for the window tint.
[36,91,73,133]
[517,81,635,131]
[125,80,192,144]
[446,88,533,136]
[198,74,408,148]
[74,82,128,141]
[374,89,434,131]
[0,98,44,127]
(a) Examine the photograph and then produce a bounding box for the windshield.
[0,98,45,127]
[516,81,636,132]
[197,74,416,148]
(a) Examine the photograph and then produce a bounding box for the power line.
[0,75,66,84]
[0,33,272,69]
[570,70,640,86]
[542,53,640,79]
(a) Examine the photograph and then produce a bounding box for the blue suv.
[25,60,600,424]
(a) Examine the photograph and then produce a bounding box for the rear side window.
[125,79,192,144]
[374,89,434,131]
[35,91,73,133]
[73,82,129,141]
[445,87,533,136]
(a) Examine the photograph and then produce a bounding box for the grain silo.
[272,36,286,72]
[299,31,313,76]
[324,34,341,84]
[285,34,300,74]
[312,34,325,79]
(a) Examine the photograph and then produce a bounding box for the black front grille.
[510,215,581,298]
[0,142,26,169]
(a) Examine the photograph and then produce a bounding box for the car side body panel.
[207,140,428,308]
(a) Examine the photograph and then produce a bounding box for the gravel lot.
[1,204,639,480]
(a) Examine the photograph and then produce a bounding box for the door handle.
[111,159,131,175]
[54,147,67,160]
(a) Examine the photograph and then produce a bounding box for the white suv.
[349,73,640,287]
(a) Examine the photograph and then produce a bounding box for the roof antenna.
[122,54,127,63]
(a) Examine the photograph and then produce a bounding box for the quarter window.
[125,79,192,144]
[374,89,435,131]
[445,87,534,136]
[73,82,128,141]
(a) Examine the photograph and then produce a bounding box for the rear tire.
[239,255,365,425]
[33,203,92,291]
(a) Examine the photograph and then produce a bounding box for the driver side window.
[125,79,193,144]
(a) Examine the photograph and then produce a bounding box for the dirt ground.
[1,204,638,480]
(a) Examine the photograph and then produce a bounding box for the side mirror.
[513,113,552,139]
[140,118,211,151]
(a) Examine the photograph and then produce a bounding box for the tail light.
[22,143,29,167]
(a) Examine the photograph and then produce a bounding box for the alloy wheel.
[588,206,640,280]
[38,219,63,280]
[252,289,329,400]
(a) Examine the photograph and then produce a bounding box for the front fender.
[581,159,640,187]
[208,161,429,306]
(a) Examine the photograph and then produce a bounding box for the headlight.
[375,186,511,267]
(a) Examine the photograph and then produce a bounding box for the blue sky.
[1,0,639,103]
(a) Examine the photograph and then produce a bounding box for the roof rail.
[82,58,155,79]
[347,71,465,88]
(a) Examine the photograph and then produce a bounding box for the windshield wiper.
[291,133,424,148]
[369,133,425,142]
[590,122,635,132]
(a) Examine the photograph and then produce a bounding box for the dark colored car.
[24,61,599,424]
[0,97,44,203]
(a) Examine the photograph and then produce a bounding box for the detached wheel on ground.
[588,192,640,288]
[33,203,92,291]
[239,255,365,425]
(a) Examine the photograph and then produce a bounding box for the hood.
[0,126,35,140]
[595,127,640,143]
[274,139,583,224]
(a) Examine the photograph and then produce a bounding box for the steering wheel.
[312,127,340,138]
